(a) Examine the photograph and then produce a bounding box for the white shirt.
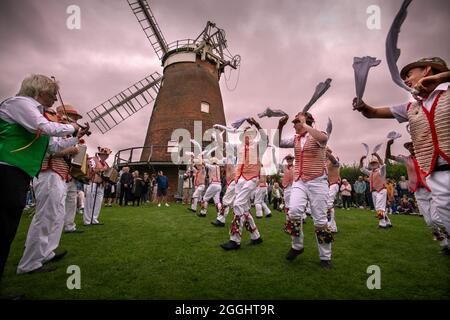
[0,96,77,167]
[0,96,75,136]
[389,82,450,166]
[389,82,450,122]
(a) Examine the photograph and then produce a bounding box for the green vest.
[0,119,49,177]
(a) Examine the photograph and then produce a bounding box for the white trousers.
[201,183,222,214]
[255,186,271,217]
[284,185,292,209]
[415,187,448,248]
[288,175,331,260]
[191,184,205,211]
[17,171,67,274]
[77,189,85,211]
[83,183,104,224]
[230,177,260,244]
[64,180,78,231]
[372,189,391,227]
[426,170,450,244]
[326,184,339,232]
[217,181,236,223]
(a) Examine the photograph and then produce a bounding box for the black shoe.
[197,213,206,218]
[249,237,263,245]
[92,222,104,226]
[187,208,196,213]
[320,260,332,269]
[220,240,240,251]
[45,250,67,263]
[265,214,272,218]
[255,216,262,219]
[286,248,304,261]
[64,229,84,234]
[0,293,25,300]
[441,247,450,256]
[25,265,57,274]
[211,220,225,227]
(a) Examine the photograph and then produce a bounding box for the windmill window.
[201,102,210,113]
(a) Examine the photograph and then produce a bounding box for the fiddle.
[50,76,91,136]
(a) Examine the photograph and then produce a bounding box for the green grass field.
[1,203,449,299]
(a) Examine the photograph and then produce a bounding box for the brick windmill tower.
[87,0,240,199]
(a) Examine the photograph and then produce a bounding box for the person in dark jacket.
[156,170,169,207]
[131,171,144,206]
[119,166,133,206]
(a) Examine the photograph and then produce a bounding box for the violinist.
[0,74,88,281]
[17,103,90,275]
[56,105,85,234]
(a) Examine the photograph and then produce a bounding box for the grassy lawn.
[1,204,449,299]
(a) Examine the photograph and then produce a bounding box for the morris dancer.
[199,157,222,217]
[359,152,392,229]
[212,156,236,227]
[278,112,333,268]
[326,147,340,233]
[353,57,450,247]
[386,139,449,254]
[281,155,294,217]
[188,158,206,213]
[83,147,111,225]
[221,118,265,250]
[254,173,272,219]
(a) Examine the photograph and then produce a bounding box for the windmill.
[86,0,240,198]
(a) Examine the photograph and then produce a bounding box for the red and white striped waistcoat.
[294,134,326,182]
[327,159,341,186]
[225,163,236,185]
[194,166,206,187]
[41,155,70,181]
[236,141,261,181]
[208,164,221,184]
[404,155,430,192]
[282,164,294,188]
[369,168,385,192]
[407,89,450,175]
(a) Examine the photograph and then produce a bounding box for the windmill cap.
[56,104,82,120]
[400,57,449,80]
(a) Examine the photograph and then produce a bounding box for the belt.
[434,164,450,172]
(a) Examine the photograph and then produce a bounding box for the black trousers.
[0,165,30,282]
[119,187,131,206]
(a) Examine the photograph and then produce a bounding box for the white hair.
[16,74,59,99]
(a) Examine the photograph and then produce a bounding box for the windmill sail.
[87,72,162,134]
[127,0,169,60]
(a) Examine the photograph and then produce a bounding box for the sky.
[1,0,449,169]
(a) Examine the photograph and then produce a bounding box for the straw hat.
[400,57,449,80]
[56,104,83,120]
